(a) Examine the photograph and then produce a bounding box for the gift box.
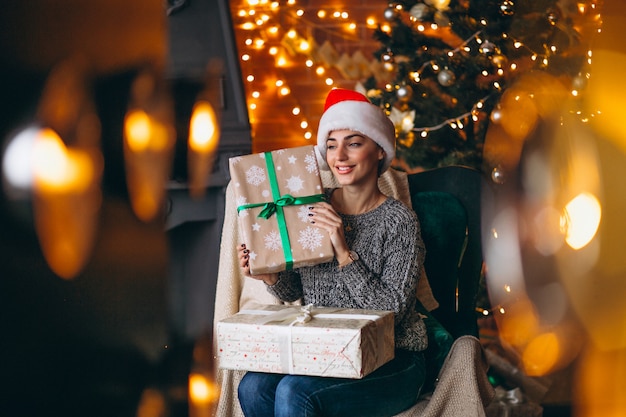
[216,304,395,379]
[229,145,334,274]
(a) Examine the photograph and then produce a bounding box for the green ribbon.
[236,151,325,270]
[238,194,326,219]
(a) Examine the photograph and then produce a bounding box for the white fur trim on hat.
[316,89,396,173]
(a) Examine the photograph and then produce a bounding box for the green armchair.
[392,165,494,416]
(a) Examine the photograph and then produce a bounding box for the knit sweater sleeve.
[267,268,303,302]
[339,201,424,325]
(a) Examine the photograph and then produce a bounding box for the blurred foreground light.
[136,388,167,417]
[562,192,601,250]
[31,128,102,280]
[188,101,219,153]
[189,373,219,404]
[33,128,94,193]
[188,100,220,199]
[2,126,39,191]
[123,69,175,222]
[576,344,626,417]
[484,207,526,304]
[189,372,219,417]
[124,110,153,152]
[497,298,539,348]
[522,332,560,376]
[125,109,172,153]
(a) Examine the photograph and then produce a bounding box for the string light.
[232,0,381,143]
[411,94,495,135]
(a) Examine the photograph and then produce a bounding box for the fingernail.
[308,206,314,210]
[307,213,313,217]
[243,249,249,253]
[310,220,315,224]
[241,243,245,248]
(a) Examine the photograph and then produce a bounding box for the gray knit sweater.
[267,190,428,352]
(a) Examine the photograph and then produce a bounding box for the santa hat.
[316,88,396,173]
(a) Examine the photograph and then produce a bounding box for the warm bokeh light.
[124,110,152,151]
[189,101,219,153]
[297,39,310,52]
[124,110,171,153]
[497,298,540,348]
[576,344,626,417]
[188,99,220,199]
[189,373,220,408]
[123,106,174,222]
[32,128,94,193]
[431,0,451,10]
[522,332,560,376]
[29,128,102,280]
[497,89,538,141]
[562,192,601,250]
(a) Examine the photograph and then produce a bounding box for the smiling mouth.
[335,166,353,173]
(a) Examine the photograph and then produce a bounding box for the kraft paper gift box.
[229,145,334,274]
[216,304,395,379]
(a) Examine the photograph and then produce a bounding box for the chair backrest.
[408,165,484,339]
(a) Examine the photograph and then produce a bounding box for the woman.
[237,88,427,417]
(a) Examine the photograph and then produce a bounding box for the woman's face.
[325,129,384,186]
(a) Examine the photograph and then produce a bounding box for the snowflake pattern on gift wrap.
[246,165,266,186]
[304,153,318,174]
[297,206,310,223]
[298,226,324,250]
[285,176,304,194]
[236,195,249,217]
[288,155,297,164]
[252,223,261,231]
[264,231,282,251]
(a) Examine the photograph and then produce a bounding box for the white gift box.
[216,304,395,379]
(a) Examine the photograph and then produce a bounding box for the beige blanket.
[213,168,493,417]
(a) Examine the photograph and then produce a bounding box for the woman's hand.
[238,243,278,285]
[307,203,351,264]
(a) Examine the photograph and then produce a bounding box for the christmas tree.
[364,0,601,172]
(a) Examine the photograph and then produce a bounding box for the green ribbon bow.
[236,151,325,270]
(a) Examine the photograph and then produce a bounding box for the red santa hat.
[316,88,396,173]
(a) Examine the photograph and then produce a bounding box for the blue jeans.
[238,350,425,417]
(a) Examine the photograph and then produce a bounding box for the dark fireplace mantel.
[165,0,251,342]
